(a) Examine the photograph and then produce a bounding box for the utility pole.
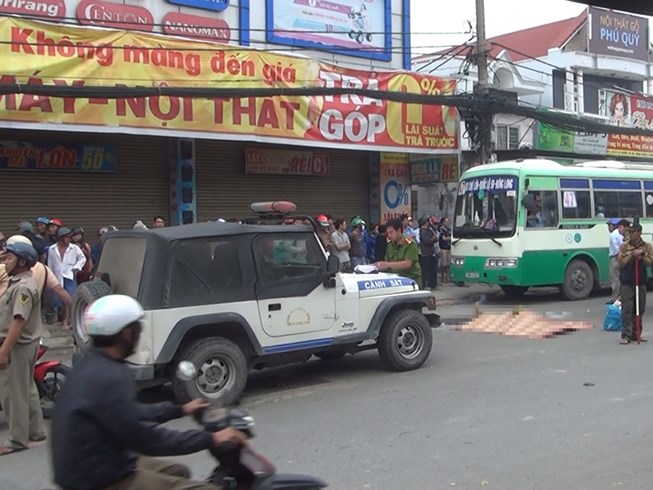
[474,0,493,166]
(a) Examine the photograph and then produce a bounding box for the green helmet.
[351,216,365,227]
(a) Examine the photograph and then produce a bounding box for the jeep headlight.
[486,257,518,269]
[452,257,465,266]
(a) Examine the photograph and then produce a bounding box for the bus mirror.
[525,178,530,188]
[522,194,536,210]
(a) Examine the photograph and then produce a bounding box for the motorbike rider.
[51,294,248,490]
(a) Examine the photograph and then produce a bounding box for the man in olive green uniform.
[376,218,422,288]
[0,242,45,455]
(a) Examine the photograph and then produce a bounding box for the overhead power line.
[0,83,652,139]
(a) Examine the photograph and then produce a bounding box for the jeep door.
[253,232,336,338]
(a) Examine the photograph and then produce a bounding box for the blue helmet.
[4,242,38,267]
[35,217,49,225]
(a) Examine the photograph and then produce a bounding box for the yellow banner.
[0,18,459,152]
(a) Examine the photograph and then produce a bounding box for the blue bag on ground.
[603,304,622,331]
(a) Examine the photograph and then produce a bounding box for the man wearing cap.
[47,227,86,320]
[34,217,49,239]
[46,219,63,246]
[608,219,630,304]
[618,223,653,345]
[0,242,45,455]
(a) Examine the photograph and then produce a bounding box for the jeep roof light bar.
[246,201,319,232]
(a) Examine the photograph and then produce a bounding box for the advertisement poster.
[380,153,411,222]
[0,18,458,153]
[245,148,330,176]
[603,91,653,158]
[588,7,649,62]
[267,0,389,59]
[0,141,116,172]
[534,123,608,156]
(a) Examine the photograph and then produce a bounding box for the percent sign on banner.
[380,153,412,222]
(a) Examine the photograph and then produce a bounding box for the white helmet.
[7,234,32,246]
[84,295,144,336]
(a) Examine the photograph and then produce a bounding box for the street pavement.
[4,286,653,489]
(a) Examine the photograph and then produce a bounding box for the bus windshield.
[454,175,518,238]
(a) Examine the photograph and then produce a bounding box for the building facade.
[0,0,459,236]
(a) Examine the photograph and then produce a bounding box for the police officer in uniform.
[0,242,45,456]
[376,218,423,288]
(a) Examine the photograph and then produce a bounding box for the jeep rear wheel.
[72,280,112,350]
[171,337,248,405]
[378,309,433,371]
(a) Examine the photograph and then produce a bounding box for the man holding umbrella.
[618,223,653,345]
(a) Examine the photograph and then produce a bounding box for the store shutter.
[0,130,169,239]
[195,141,371,222]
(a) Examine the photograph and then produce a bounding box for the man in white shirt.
[47,227,86,315]
[331,219,351,272]
[608,219,629,303]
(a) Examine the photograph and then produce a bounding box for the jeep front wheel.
[378,309,433,371]
[171,337,248,406]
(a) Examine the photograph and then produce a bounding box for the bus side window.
[525,191,558,228]
[562,190,592,220]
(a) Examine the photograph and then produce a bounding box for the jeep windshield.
[95,237,147,298]
[454,175,518,239]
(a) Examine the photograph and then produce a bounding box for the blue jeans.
[52,278,77,308]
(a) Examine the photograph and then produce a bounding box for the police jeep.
[71,203,439,405]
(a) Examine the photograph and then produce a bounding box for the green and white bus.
[450,159,653,300]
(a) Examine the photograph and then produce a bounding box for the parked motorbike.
[36,339,70,418]
[0,339,68,419]
[176,361,328,489]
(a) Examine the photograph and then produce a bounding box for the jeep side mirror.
[326,255,339,276]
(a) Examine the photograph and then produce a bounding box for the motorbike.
[36,339,70,418]
[177,361,328,489]
[0,339,68,419]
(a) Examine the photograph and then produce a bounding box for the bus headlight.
[452,257,465,266]
[486,258,518,269]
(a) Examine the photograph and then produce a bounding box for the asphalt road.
[2,289,653,490]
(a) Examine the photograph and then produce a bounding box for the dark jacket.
[419,226,437,256]
[52,350,212,490]
[619,239,653,286]
[375,236,388,264]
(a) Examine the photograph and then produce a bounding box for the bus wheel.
[561,259,594,300]
[500,285,529,298]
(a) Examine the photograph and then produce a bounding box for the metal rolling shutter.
[0,130,169,238]
[195,141,371,222]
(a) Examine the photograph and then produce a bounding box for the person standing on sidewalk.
[439,217,452,284]
[618,223,653,345]
[608,219,629,304]
[0,242,46,455]
[418,216,437,289]
[331,219,352,272]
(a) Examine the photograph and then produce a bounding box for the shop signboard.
[245,148,330,176]
[410,155,459,185]
[0,18,458,153]
[266,0,391,61]
[0,141,116,172]
[380,153,411,222]
[0,0,238,44]
[602,91,653,158]
[534,123,608,156]
[588,7,649,62]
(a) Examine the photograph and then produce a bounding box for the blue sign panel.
[458,175,518,195]
[357,277,415,290]
[166,0,229,13]
[0,141,116,173]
